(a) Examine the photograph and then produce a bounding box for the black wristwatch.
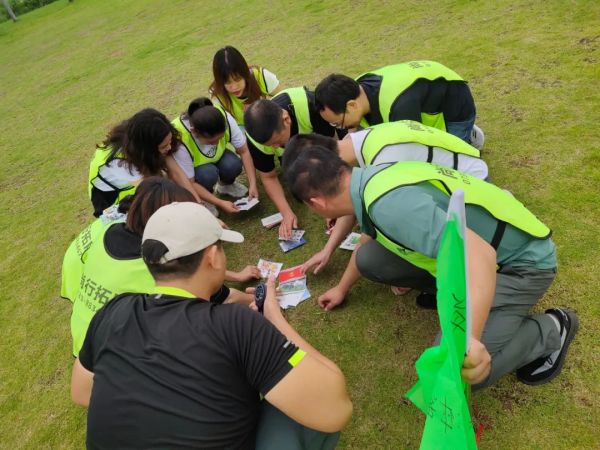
[254,283,267,314]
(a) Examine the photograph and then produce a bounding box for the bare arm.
[187,177,240,214]
[461,228,496,384]
[71,358,94,407]
[317,233,370,311]
[303,214,356,274]
[235,144,258,199]
[164,156,201,203]
[261,277,352,432]
[259,170,297,239]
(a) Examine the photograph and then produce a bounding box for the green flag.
[405,190,477,450]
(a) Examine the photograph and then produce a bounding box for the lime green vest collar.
[153,285,197,298]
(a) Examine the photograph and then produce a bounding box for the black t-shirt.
[248,89,338,173]
[105,223,230,304]
[358,74,475,126]
[91,187,119,218]
[79,293,301,449]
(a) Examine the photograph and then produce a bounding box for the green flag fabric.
[405,190,477,450]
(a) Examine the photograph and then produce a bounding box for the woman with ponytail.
[171,97,258,217]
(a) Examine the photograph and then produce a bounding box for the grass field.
[1,0,599,448]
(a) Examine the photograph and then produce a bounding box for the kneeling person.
[315,60,484,147]
[172,97,258,216]
[284,149,577,389]
[244,87,341,238]
[71,202,352,448]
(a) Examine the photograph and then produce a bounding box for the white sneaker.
[215,181,248,198]
[470,124,485,150]
[202,202,219,217]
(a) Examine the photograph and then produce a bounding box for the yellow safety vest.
[68,222,155,356]
[359,120,480,167]
[216,66,269,125]
[88,146,137,201]
[171,105,232,167]
[357,61,463,130]
[361,162,551,275]
[248,86,313,157]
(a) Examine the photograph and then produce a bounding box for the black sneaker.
[516,308,579,385]
[416,291,437,310]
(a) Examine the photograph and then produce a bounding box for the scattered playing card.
[279,229,305,241]
[279,277,307,294]
[279,237,306,253]
[340,232,361,251]
[279,265,305,283]
[234,197,259,211]
[261,212,283,228]
[257,259,283,279]
[278,288,311,309]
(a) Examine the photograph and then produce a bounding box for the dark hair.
[123,108,181,176]
[98,119,128,163]
[142,243,206,281]
[125,176,195,236]
[209,46,263,114]
[244,99,284,144]
[284,146,351,203]
[186,97,226,138]
[282,134,338,173]
[315,74,360,113]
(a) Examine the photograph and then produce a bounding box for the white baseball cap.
[142,202,244,263]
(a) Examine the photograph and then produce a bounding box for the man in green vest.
[283,148,578,389]
[315,60,484,148]
[244,86,341,238]
[281,122,488,279]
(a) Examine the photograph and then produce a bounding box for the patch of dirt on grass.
[509,153,542,168]
[578,35,599,46]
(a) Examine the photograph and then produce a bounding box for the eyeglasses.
[329,110,346,130]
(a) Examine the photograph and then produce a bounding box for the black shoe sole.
[518,310,579,386]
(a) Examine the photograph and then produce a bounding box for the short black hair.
[187,97,226,138]
[142,240,206,281]
[244,99,284,144]
[284,146,351,203]
[282,134,338,174]
[315,74,360,114]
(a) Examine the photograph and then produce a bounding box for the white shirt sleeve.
[262,68,280,94]
[226,112,247,149]
[172,145,195,179]
[96,160,142,191]
[349,129,370,168]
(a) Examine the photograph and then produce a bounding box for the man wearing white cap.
[70,202,352,449]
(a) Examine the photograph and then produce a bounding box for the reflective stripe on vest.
[357,61,463,129]
[171,106,232,167]
[88,146,137,201]
[217,66,269,125]
[249,86,314,157]
[69,223,155,356]
[359,120,480,168]
[361,162,551,275]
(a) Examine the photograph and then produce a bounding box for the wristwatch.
[254,283,267,314]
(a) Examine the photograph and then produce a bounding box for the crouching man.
[71,202,352,449]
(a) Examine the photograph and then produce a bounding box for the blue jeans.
[194,150,242,191]
[256,402,340,450]
[445,112,476,144]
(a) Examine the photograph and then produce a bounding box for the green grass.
[1,0,599,448]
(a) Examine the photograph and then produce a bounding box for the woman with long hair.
[88,108,200,216]
[62,177,259,356]
[172,97,258,216]
[209,46,280,127]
